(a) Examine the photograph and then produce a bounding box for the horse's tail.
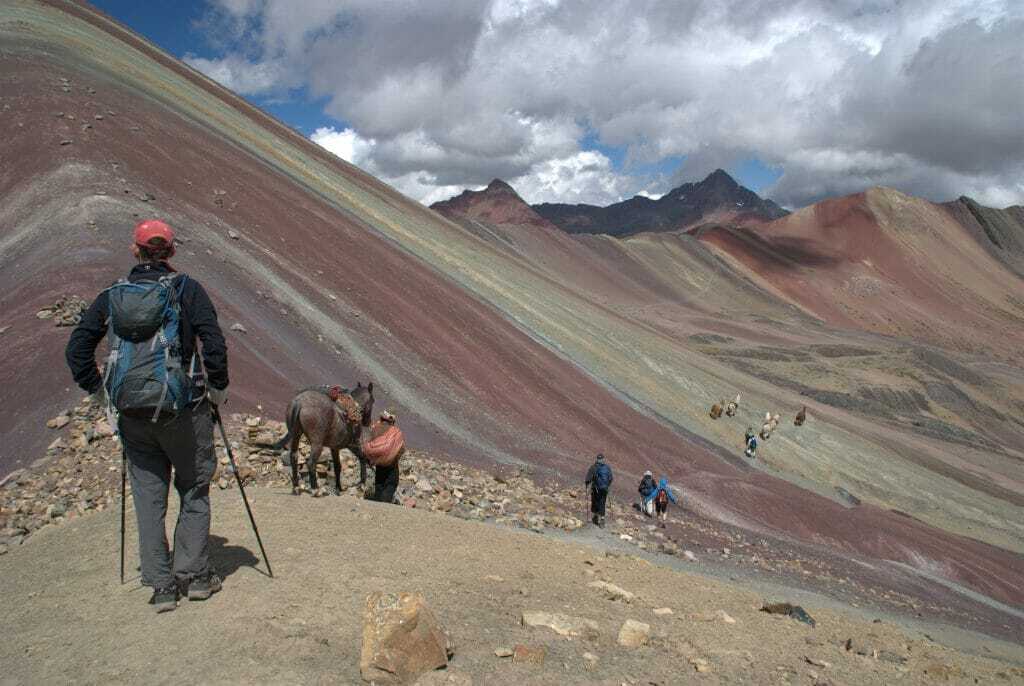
[272,401,303,451]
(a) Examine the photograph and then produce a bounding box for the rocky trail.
[2,397,1023,684]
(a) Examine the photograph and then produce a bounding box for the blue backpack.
[102,274,195,422]
[594,462,613,491]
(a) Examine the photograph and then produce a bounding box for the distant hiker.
[725,394,740,417]
[794,406,807,427]
[745,430,758,459]
[638,470,655,516]
[644,477,677,527]
[361,409,405,503]
[584,454,613,527]
[65,219,228,613]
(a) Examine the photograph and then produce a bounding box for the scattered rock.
[512,644,546,665]
[805,656,831,668]
[761,602,816,627]
[716,610,736,624]
[689,657,711,673]
[47,415,70,429]
[876,650,908,665]
[652,607,673,616]
[587,580,635,603]
[360,592,454,684]
[36,296,87,326]
[582,652,599,670]
[228,230,240,239]
[493,647,513,658]
[230,323,248,334]
[521,611,599,639]
[683,550,697,562]
[616,619,650,648]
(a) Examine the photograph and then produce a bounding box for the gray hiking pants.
[119,401,216,589]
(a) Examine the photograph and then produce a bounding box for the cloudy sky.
[95,0,1023,208]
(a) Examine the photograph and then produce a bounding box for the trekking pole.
[211,407,273,578]
[120,442,127,585]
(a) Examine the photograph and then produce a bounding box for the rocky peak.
[431,179,554,228]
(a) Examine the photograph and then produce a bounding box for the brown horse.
[273,382,375,495]
[710,401,724,419]
[794,406,807,426]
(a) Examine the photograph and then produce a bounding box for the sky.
[90,0,1023,209]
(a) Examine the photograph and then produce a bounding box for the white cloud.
[184,54,288,95]
[310,126,375,165]
[196,0,1024,208]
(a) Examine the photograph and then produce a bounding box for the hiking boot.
[149,585,179,613]
[187,572,222,601]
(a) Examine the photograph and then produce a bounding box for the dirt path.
[1,487,1021,685]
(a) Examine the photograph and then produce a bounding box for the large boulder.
[360,592,454,684]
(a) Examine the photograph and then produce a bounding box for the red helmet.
[133,219,175,247]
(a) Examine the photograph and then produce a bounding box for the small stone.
[59,139,72,146]
[652,607,673,616]
[47,415,70,429]
[805,656,831,668]
[328,294,337,301]
[94,114,104,120]
[716,610,736,624]
[512,644,545,665]
[582,652,599,669]
[616,619,650,648]
[521,611,599,638]
[494,647,513,658]
[587,580,635,603]
[876,650,908,665]
[228,230,240,240]
[689,657,711,673]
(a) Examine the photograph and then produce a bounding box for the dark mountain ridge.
[532,169,789,236]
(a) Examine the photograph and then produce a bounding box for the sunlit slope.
[1,0,1022,605]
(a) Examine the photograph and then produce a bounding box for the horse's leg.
[307,442,323,495]
[347,435,368,486]
[331,447,342,495]
[289,432,302,495]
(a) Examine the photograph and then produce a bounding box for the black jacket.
[65,262,228,393]
[638,474,655,497]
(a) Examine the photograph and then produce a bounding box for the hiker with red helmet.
[65,219,229,613]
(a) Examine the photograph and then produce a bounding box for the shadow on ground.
[209,535,260,579]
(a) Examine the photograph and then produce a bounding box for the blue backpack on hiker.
[102,274,195,421]
[594,462,613,491]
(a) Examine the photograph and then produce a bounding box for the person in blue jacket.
[644,477,677,527]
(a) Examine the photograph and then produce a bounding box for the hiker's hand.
[207,386,228,407]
